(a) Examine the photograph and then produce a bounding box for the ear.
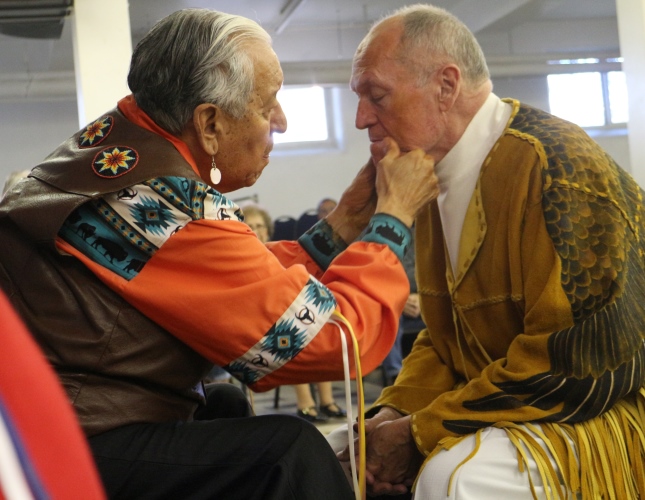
[191,103,224,156]
[437,64,461,110]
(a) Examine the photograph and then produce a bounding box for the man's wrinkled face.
[350,20,445,164]
[214,42,287,192]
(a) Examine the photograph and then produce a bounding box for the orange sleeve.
[57,218,407,391]
[266,240,325,279]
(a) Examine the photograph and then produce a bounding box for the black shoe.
[296,406,329,422]
[320,402,347,418]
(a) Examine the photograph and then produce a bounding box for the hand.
[403,293,421,318]
[337,407,423,496]
[326,159,377,242]
[337,407,402,463]
[374,138,439,227]
[364,416,424,496]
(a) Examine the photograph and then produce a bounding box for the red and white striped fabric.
[0,291,105,500]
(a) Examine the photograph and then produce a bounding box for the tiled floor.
[239,369,387,435]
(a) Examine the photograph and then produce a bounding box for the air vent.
[0,0,73,39]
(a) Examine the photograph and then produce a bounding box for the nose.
[355,97,375,130]
[271,102,288,134]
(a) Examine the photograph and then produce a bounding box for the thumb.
[355,414,385,435]
[380,137,401,164]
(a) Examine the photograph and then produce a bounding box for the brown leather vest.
[0,108,213,436]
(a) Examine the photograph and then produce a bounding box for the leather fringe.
[425,388,645,499]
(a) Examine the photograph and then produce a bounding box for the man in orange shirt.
[0,8,438,499]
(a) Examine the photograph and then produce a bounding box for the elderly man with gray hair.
[0,8,440,500]
[332,3,645,500]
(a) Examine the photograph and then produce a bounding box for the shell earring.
[210,156,221,185]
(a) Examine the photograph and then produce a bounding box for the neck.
[178,124,212,186]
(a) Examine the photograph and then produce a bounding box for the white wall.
[234,88,369,220]
[0,90,369,220]
[0,99,79,173]
[492,74,632,173]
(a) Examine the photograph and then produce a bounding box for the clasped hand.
[337,407,424,496]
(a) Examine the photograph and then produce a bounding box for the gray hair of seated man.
[361,3,490,89]
[128,8,272,135]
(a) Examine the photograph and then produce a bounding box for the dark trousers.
[89,384,353,500]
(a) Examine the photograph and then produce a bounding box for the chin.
[369,143,386,165]
[245,178,259,188]
[370,152,385,165]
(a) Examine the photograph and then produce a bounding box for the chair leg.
[273,386,281,409]
[381,365,389,387]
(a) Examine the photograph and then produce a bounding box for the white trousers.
[326,425,579,500]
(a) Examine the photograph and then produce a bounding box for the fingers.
[356,160,377,189]
[336,447,349,461]
[365,470,405,497]
[367,479,410,497]
[336,434,361,461]
[379,137,401,164]
[372,141,438,226]
[353,413,384,434]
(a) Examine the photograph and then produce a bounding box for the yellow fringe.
[447,429,481,496]
[427,388,645,499]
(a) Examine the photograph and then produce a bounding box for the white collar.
[435,93,512,274]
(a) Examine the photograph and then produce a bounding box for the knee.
[414,428,551,500]
[195,383,252,420]
[325,423,352,454]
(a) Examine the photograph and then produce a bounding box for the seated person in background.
[0,289,105,499]
[294,377,346,422]
[242,203,274,245]
[316,197,337,219]
[334,4,645,499]
[0,8,438,500]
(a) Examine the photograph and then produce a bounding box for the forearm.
[57,216,412,391]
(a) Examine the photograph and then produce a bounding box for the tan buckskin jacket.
[374,101,645,498]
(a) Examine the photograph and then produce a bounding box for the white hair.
[362,3,490,87]
[128,9,272,134]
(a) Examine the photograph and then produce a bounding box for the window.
[273,85,337,153]
[547,69,629,129]
[274,86,328,144]
[607,71,629,124]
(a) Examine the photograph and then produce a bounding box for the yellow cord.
[331,310,367,500]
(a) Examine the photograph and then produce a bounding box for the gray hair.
[369,4,490,87]
[128,9,272,135]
